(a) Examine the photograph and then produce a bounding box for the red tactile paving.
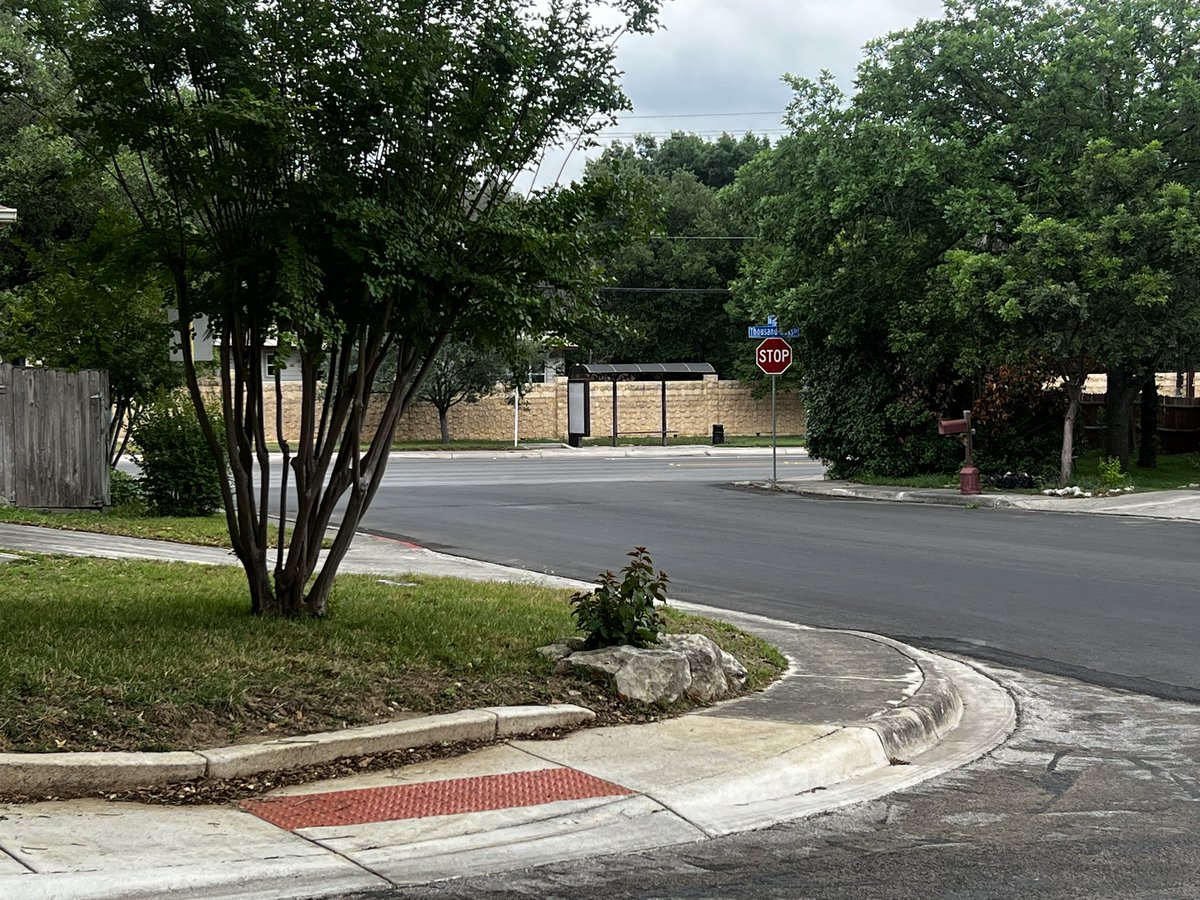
[241,768,635,831]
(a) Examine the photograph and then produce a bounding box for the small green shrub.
[108,468,146,514]
[570,547,668,649]
[1097,456,1127,490]
[131,394,225,517]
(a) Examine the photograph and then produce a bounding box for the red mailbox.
[938,411,980,495]
[938,418,970,436]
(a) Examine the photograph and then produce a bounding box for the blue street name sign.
[748,324,800,339]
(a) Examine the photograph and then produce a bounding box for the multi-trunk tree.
[15,0,660,617]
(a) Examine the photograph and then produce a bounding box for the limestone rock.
[718,649,748,690]
[559,634,748,706]
[536,636,588,663]
[657,633,728,702]
[565,646,692,705]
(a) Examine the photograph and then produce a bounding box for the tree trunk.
[1138,375,1159,469]
[1104,368,1141,470]
[438,407,451,444]
[1060,380,1082,486]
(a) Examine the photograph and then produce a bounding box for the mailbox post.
[938,410,981,495]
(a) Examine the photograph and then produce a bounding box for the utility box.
[712,423,725,445]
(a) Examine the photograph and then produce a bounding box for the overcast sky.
[524,0,945,190]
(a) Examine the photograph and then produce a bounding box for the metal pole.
[771,374,778,485]
[661,378,667,447]
[963,409,973,467]
[513,388,519,447]
[611,379,618,448]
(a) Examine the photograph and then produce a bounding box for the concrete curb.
[751,479,1200,521]
[751,480,1018,509]
[850,634,966,761]
[0,705,594,796]
[668,601,968,792]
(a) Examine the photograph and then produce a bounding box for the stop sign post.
[754,337,792,485]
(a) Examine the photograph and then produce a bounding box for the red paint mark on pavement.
[241,768,634,831]
[366,533,424,550]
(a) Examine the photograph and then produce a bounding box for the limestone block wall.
[232,377,805,444]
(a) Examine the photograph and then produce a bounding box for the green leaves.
[11,0,667,614]
[732,0,1200,478]
[570,548,668,650]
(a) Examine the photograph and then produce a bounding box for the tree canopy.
[0,10,181,461]
[733,0,1200,480]
[580,132,768,375]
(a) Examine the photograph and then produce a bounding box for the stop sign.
[755,337,793,375]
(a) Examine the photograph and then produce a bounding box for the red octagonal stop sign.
[755,337,793,375]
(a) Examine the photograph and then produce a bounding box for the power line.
[601,129,791,138]
[598,286,733,293]
[620,111,784,120]
[650,235,756,241]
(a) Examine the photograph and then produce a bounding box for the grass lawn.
[0,556,785,753]
[0,507,249,547]
[390,439,543,451]
[1073,450,1200,491]
[0,507,331,549]
[851,473,960,490]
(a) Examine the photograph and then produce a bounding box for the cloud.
[523,0,945,189]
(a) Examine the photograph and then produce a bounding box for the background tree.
[17,0,661,617]
[731,73,977,477]
[579,133,768,375]
[734,0,1200,481]
[0,10,97,298]
[0,12,180,461]
[416,340,508,444]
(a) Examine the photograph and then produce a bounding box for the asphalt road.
[356,453,1200,700]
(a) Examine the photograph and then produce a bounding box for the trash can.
[712,424,725,445]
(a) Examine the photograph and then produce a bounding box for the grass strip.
[0,556,784,753]
[851,451,1200,493]
[0,507,329,549]
[1072,450,1200,492]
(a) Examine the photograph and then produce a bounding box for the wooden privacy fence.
[1079,394,1200,455]
[0,364,110,509]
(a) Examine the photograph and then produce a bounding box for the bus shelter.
[566,362,716,447]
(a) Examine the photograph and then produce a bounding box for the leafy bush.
[108,468,146,514]
[1097,456,1127,490]
[570,547,668,649]
[131,394,225,517]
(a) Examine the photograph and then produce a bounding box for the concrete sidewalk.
[0,526,1014,898]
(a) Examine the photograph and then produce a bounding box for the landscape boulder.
[542,633,746,706]
[658,633,745,701]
